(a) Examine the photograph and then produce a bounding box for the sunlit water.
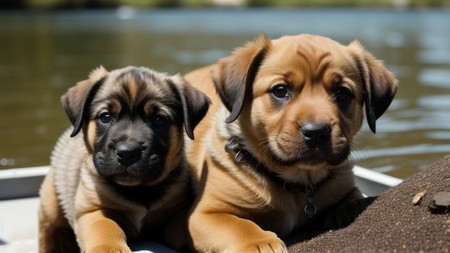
[0,9,449,179]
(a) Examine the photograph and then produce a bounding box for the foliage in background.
[0,0,449,9]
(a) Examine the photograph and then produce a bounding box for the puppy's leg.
[39,170,78,253]
[189,211,287,253]
[323,187,375,229]
[75,210,132,253]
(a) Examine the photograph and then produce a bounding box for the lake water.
[0,9,449,179]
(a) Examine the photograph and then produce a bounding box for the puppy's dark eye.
[98,112,111,124]
[271,84,289,99]
[151,115,167,127]
[333,87,353,107]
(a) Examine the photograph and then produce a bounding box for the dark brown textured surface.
[287,155,450,253]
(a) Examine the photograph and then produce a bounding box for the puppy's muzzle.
[301,122,331,148]
[115,140,145,166]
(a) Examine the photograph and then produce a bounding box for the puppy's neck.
[225,137,335,190]
[224,136,336,219]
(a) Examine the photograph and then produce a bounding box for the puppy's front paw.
[226,232,288,253]
[86,244,132,253]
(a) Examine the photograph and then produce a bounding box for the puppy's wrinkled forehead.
[267,34,356,84]
[93,67,177,116]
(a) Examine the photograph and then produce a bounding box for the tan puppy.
[38,66,210,253]
[184,34,398,252]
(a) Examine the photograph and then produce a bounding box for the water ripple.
[353,144,450,160]
[419,69,450,88]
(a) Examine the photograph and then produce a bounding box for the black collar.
[225,137,335,219]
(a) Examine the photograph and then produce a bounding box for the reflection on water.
[420,69,450,88]
[0,9,449,178]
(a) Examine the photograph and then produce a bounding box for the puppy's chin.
[110,171,167,187]
[94,153,165,186]
[107,169,165,186]
[112,176,143,186]
[267,141,351,168]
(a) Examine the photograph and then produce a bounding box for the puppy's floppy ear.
[169,74,210,140]
[212,34,271,123]
[61,66,108,137]
[349,41,398,133]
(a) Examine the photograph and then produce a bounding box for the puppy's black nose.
[301,122,331,147]
[116,140,144,165]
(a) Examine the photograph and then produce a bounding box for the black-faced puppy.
[184,34,398,252]
[38,66,210,253]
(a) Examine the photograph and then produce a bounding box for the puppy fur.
[38,66,210,253]
[184,34,398,252]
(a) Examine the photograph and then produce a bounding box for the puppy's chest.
[260,189,330,235]
[110,183,168,207]
[245,192,298,233]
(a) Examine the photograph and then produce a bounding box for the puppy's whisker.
[255,138,271,159]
